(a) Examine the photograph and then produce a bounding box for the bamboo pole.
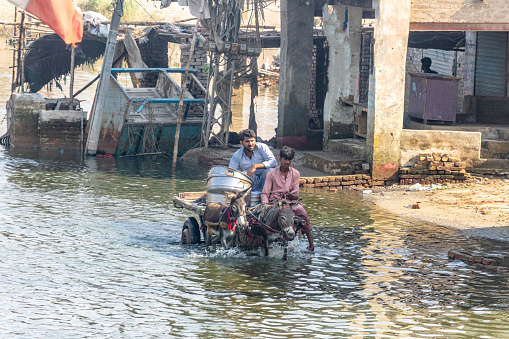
[19,11,25,93]
[172,0,206,169]
[202,54,219,149]
[69,45,75,108]
[11,7,17,93]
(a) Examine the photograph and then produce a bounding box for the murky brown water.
[1,44,509,338]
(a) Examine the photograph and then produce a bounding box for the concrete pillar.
[323,5,363,146]
[366,0,411,180]
[463,31,477,96]
[277,0,315,149]
[8,93,45,148]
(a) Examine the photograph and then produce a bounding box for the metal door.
[475,32,508,97]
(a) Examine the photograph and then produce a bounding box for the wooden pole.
[11,7,17,93]
[249,1,261,134]
[69,45,75,108]
[203,55,220,148]
[172,0,206,169]
[20,13,26,92]
[17,11,25,93]
[85,0,125,156]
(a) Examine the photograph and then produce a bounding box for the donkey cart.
[173,191,208,245]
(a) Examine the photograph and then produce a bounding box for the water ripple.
[1,149,509,337]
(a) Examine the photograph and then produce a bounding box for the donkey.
[202,189,250,252]
[243,199,302,260]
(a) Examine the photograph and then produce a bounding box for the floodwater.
[1,149,509,337]
[2,45,509,338]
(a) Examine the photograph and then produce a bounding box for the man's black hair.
[279,146,295,160]
[421,57,432,68]
[239,129,256,141]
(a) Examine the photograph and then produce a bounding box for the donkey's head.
[274,200,301,241]
[228,188,250,228]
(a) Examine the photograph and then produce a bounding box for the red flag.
[9,0,83,45]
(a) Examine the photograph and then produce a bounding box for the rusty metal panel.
[96,75,130,155]
[408,73,459,122]
[424,77,459,122]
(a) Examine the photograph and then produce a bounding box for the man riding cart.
[260,146,315,252]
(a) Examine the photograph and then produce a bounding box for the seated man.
[229,129,277,193]
[261,146,314,252]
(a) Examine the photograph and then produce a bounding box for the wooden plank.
[178,192,206,199]
[173,192,207,215]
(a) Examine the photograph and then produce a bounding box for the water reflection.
[231,83,278,141]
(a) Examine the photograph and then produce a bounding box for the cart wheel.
[181,217,200,245]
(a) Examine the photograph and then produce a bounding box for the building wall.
[138,31,169,87]
[410,0,509,24]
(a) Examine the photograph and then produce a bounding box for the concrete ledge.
[325,138,366,159]
[303,151,366,175]
[404,119,503,140]
[473,158,509,170]
[481,140,509,158]
[401,129,481,167]
[39,110,86,123]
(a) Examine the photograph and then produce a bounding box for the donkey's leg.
[205,227,211,252]
[220,229,233,249]
[263,236,269,256]
[282,240,288,260]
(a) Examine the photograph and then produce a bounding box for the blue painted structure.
[95,68,205,156]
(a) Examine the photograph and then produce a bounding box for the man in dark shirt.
[421,57,438,74]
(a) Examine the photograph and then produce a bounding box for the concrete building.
[278,0,509,180]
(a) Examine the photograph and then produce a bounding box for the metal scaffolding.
[201,0,263,148]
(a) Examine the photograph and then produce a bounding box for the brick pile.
[399,152,471,185]
[299,174,387,192]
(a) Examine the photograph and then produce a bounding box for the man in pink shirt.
[261,146,315,252]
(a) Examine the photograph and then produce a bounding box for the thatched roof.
[23,32,108,93]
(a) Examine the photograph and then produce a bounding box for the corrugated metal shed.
[475,32,508,97]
